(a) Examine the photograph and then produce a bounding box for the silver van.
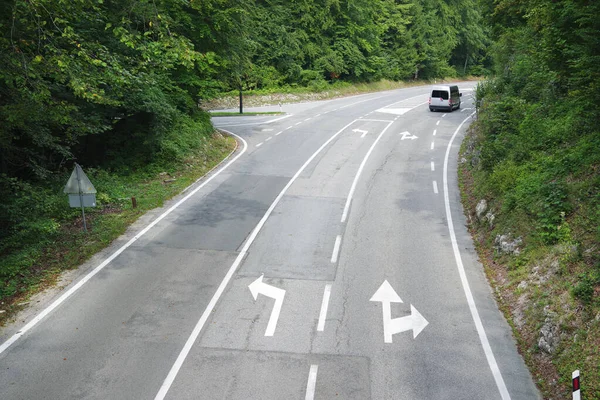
[429,85,461,112]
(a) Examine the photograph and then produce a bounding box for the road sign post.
[64,163,96,232]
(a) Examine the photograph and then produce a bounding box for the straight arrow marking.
[249,274,286,336]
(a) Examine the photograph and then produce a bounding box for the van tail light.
[448,99,453,105]
[428,97,431,104]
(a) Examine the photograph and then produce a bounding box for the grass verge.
[0,131,236,326]
[458,125,600,399]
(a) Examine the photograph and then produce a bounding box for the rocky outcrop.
[494,233,522,255]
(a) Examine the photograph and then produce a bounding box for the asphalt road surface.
[0,83,541,400]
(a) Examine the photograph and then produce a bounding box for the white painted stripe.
[431,142,435,150]
[433,129,437,136]
[358,119,394,123]
[295,122,302,126]
[315,114,322,117]
[256,142,263,147]
[443,113,511,400]
[341,120,395,223]
[431,161,435,171]
[331,235,342,263]
[436,120,440,126]
[154,119,361,400]
[442,113,447,118]
[304,118,311,122]
[275,131,283,136]
[262,129,273,132]
[213,114,292,127]
[305,365,319,400]
[287,126,293,130]
[265,137,272,142]
[433,180,439,194]
[0,131,249,356]
[317,284,332,332]
[360,131,368,138]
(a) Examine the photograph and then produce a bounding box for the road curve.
[0,84,540,400]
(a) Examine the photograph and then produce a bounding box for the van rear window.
[432,90,449,100]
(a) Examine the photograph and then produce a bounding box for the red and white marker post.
[572,370,581,400]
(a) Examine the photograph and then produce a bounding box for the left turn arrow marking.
[249,274,286,336]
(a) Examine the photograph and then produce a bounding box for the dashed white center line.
[256,142,263,147]
[275,131,283,136]
[305,365,319,400]
[433,180,439,194]
[433,129,437,136]
[331,235,342,263]
[442,113,447,118]
[304,118,311,122]
[295,122,302,126]
[436,120,440,126]
[431,142,435,150]
[315,114,322,117]
[262,128,273,132]
[265,137,272,142]
[431,161,435,171]
[317,284,332,332]
[287,126,293,129]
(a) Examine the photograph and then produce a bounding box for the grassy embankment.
[459,81,599,399]
[0,131,236,325]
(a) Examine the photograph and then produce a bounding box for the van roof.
[431,85,458,91]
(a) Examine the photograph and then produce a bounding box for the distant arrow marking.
[399,131,418,140]
[370,280,429,343]
[249,274,286,336]
[353,128,369,138]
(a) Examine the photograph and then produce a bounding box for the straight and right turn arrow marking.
[370,280,429,343]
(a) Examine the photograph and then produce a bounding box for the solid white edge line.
[317,284,332,332]
[433,180,439,194]
[154,119,360,400]
[340,120,395,223]
[305,364,319,400]
[331,235,342,263]
[443,113,511,400]
[0,131,249,356]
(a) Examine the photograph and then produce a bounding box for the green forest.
[1,0,599,397]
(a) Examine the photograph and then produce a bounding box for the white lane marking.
[154,119,360,400]
[265,137,272,142]
[433,129,437,136]
[317,284,332,332]
[431,142,435,150]
[431,161,435,171]
[287,126,293,130]
[442,113,447,118]
[315,114,322,117]
[248,275,286,336]
[358,119,394,123]
[331,235,342,263]
[275,131,283,136]
[433,180,439,194]
[340,120,395,223]
[304,118,312,122]
[436,120,440,126]
[0,131,249,356]
[443,113,511,400]
[361,131,368,138]
[213,114,292,127]
[305,365,319,400]
[262,129,274,132]
[256,142,263,147]
[295,122,302,126]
